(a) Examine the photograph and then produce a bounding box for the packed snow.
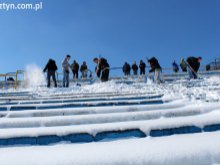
[1,132,220,165]
[0,74,220,165]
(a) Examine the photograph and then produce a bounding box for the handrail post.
[14,70,18,90]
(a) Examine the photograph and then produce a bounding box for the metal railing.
[0,70,25,90]
[0,65,219,90]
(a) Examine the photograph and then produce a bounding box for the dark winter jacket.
[139,62,146,71]
[132,64,138,71]
[43,59,58,72]
[123,63,131,73]
[187,57,200,72]
[148,57,161,72]
[71,62,79,71]
[97,58,110,78]
[172,61,179,72]
[80,64,88,72]
[98,58,109,70]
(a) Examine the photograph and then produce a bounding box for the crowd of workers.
[43,55,202,88]
[43,55,110,88]
[171,57,202,79]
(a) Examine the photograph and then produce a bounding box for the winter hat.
[93,58,98,62]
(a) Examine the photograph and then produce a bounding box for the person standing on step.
[180,58,187,72]
[139,60,146,75]
[148,57,162,84]
[172,60,179,73]
[132,61,138,75]
[186,56,202,79]
[43,59,58,88]
[80,61,88,78]
[123,62,131,76]
[93,57,110,82]
[71,60,79,79]
[62,54,71,87]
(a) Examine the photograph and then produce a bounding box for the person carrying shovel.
[186,56,202,79]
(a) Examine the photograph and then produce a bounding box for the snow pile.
[153,77,220,102]
[4,72,217,104]
[29,75,219,103]
[25,64,46,88]
[81,80,146,94]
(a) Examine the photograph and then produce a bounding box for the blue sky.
[0,0,220,75]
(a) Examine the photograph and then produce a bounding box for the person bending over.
[148,57,162,84]
[43,59,58,88]
[186,56,202,79]
[93,57,110,82]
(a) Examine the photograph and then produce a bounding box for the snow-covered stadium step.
[0,129,146,146]
[1,110,220,146]
[36,91,158,100]
[50,92,162,100]
[0,96,33,101]
[38,91,156,97]
[0,98,166,111]
[0,107,219,135]
[0,77,219,147]
[0,102,218,129]
[0,92,160,101]
[0,91,31,97]
[0,100,189,118]
[0,94,163,106]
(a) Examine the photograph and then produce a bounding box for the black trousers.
[72,70,78,79]
[182,68,187,72]
[140,69,145,75]
[47,70,57,88]
[124,71,130,76]
[101,69,109,82]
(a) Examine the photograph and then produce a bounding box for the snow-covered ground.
[0,75,220,164]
